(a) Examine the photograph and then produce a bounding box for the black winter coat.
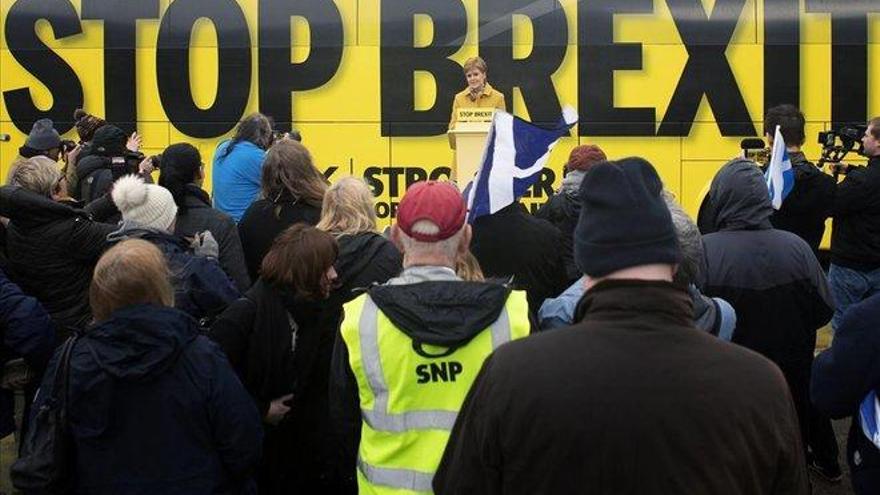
[535,190,580,282]
[329,232,402,306]
[768,152,835,254]
[73,154,116,204]
[813,291,880,494]
[175,185,251,291]
[211,232,400,493]
[238,198,321,281]
[831,156,880,270]
[470,202,569,313]
[0,186,114,334]
[211,280,338,494]
[434,280,808,495]
[700,159,833,455]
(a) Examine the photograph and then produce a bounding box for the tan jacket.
[449,83,506,128]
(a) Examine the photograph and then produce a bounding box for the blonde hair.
[90,239,174,322]
[463,56,488,74]
[317,177,377,236]
[8,156,61,197]
[456,250,485,282]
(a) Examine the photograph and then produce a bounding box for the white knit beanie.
[111,175,178,232]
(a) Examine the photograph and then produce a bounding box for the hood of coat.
[107,223,189,253]
[84,305,197,381]
[369,281,511,348]
[75,154,110,181]
[704,159,773,232]
[0,185,85,228]
[335,232,398,288]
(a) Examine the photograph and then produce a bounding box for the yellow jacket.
[449,83,506,128]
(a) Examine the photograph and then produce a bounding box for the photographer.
[11,119,78,178]
[0,157,115,336]
[13,118,63,163]
[212,113,274,222]
[74,124,153,204]
[764,105,836,255]
[829,117,880,330]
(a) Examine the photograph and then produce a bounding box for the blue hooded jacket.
[32,305,262,494]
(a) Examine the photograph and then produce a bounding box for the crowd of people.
[0,101,879,495]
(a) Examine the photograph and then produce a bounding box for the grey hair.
[8,156,61,198]
[663,191,703,286]
[397,220,463,261]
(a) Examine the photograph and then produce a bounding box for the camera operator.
[14,118,63,163]
[828,117,880,330]
[764,105,836,255]
[73,124,153,205]
[11,119,78,177]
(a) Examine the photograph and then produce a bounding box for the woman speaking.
[449,56,506,128]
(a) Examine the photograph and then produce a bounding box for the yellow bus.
[1,0,877,227]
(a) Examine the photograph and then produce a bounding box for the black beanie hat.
[161,143,201,172]
[91,124,128,156]
[574,157,680,278]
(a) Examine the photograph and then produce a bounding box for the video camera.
[60,139,77,153]
[109,150,149,181]
[818,124,867,176]
[272,128,302,143]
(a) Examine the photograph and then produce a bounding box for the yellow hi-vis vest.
[340,290,530,494]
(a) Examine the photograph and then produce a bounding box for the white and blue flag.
[764,124,795,210]
[464,107,578,223]
[860,390,880,449]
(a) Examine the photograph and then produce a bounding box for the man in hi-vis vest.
[329,181,532,494]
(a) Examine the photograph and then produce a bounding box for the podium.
[448,108,495,183]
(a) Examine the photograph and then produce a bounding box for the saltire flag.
[764,124,795,209]
[860,390,880,449]
[464,107,578,223]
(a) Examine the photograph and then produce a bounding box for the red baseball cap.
[396,181,466,242]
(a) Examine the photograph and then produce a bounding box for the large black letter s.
[3,0,84,134]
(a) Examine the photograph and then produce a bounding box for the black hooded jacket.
[700,159,833,454]
[328,275,523,494]
[0,186,114,335]
[699,159,833,363]
[329,232,401,305]
[73,154,115,204]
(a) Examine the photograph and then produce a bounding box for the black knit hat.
[574,157,680,278]
[161,142,201,172]
[92,124,128,156]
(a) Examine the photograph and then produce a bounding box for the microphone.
[740,138,765,150]
[740,138,770,164]
[0,133,11,142]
